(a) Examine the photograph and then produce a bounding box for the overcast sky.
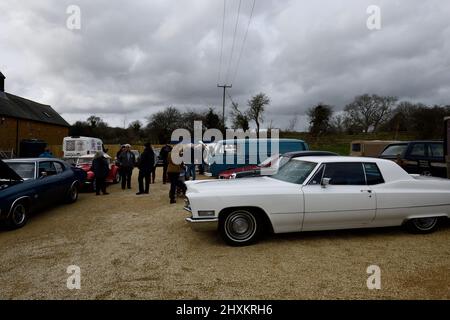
[1,0,450,130]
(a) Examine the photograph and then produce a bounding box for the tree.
[247,93,270,138]
[285,115,299,132]
[146,107,182,144]
[229,102,249,131]
[204,108,222,130]
[344,94,397,133]
[307,103,333,136]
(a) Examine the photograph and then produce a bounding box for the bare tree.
[247,93,270,138]
[230,102,249,131]
[285,115,299,132]
[344,94,397,133]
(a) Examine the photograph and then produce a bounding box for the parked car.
[379,141,446,178]
[75,154,120,191]
[130,150,140,166]
[350,140,400,157]
[0,158,86,229]
[206,138,308,177]
[154,148,164,167]
[218,151,338,179]
[184,156,450,246]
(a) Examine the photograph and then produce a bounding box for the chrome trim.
[7,196,31,219]
[185,216,219,231]
[183,206,192,213]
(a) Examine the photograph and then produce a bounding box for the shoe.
[128,187,131,189]
[103,192,109,195]
[96,193,100,196]
[136,192,144,195]
[144,191,149,194]
[170,199,176,204]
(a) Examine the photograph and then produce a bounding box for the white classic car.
[184,156,450,246]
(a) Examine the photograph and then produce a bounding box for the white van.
[63,136,104,159]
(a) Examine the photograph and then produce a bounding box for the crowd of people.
[91,142,201,204]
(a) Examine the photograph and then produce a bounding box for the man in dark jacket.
[136,143,155,195]
[118,144,135,189]
[91,151,110,195]
[159,144,172,184]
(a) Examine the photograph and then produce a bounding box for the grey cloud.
[0,0,449,131]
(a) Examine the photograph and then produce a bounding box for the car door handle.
[360,189,372,193]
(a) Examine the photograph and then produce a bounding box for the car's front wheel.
[7,202,29,229]
[219,209,261,246]
[406,217,439,234]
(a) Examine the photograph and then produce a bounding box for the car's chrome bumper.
[185,215,219,231]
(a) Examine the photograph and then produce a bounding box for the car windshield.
[6,162,35,179]
[381,144,408,156]
[270,159,317,184]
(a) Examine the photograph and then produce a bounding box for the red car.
[75,154,121,190]
[218,151,339,179]
[218,154,280,179]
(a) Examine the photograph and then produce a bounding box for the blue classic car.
[0,158,86,229]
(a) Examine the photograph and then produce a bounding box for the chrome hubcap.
[414,217,437,230]
[12,205,26,225]
[71,187,78,200]
[225,211,256,242]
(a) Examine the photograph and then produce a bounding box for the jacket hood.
[0,159,23,181]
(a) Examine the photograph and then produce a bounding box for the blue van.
[206,138,308,177]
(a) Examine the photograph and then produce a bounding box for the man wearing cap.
[118,144,135,190]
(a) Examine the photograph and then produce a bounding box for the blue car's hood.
[0,159,23,181]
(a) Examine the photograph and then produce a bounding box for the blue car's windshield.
[270,159,317,184]
[6,162,35,180]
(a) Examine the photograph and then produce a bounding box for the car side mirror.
[321,177,331,188]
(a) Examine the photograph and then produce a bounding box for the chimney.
[0,72,5,92]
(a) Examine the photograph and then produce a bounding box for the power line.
[217,0,227,84]
[231,0,256,85]
[224,0,242,84]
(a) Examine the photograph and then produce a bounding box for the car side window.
[39,161,57,176]
[323,163,366,185]
[363,163,384,185]
[53,162,64,174]
[410,143,427,157]
[308,165,325,185]
[429,143,444,158]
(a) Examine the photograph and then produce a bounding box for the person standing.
[118,144,135,190]
[160,144,172,184]
[137,143,155,195]
[186,143,196,181]
[150,150,157,184]
[91,151,109,195]
[167,148,181,204]
[39,148,53,158]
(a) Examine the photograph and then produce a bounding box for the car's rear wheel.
[406,217,439,234]
[7,202,29,229]
[113,171,121,184]
[219,209,261,246]
[66,184,79,203]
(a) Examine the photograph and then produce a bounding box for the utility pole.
[217,84,232,128]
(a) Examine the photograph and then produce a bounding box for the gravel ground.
[0,167,449,300]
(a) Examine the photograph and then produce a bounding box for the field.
[0,168,449,300]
